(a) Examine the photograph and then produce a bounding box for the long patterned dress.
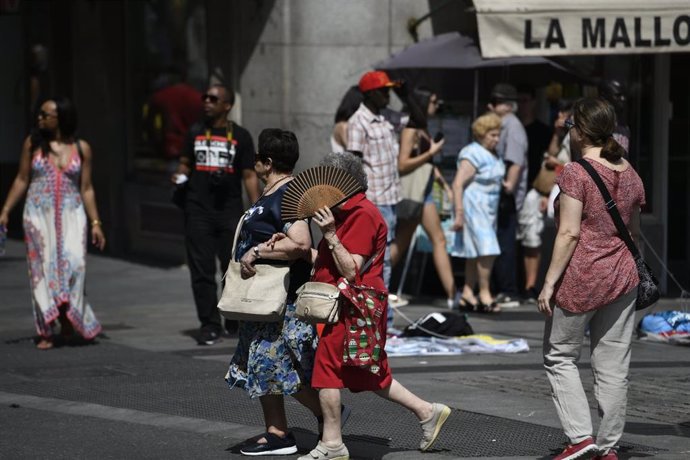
[23,146,101,339]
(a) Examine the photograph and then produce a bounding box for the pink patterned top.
[554,158,646,313]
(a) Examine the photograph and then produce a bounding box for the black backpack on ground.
[402,311,474,338]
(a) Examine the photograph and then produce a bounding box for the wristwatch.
[327,239,341,250]
[252,246,260,258]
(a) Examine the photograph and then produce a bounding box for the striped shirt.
[347,103,401,206]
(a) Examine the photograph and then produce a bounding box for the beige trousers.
[543,288,637,451]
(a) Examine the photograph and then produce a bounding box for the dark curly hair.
[257,129,300,173]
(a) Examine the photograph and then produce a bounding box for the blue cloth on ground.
[639,311,690,334]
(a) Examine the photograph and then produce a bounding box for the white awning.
[474,0,690,57]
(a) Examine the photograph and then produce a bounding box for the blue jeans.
[376,204,396,328]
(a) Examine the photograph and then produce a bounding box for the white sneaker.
[419,403,451,451]
[495,293,520,309]
[297,441,349,460]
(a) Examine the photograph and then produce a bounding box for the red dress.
[310,193,393,391]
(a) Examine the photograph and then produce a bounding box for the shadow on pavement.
[624,421,690,437]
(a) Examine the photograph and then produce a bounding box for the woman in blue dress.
[226,129,322,456]
[451,113,504,313]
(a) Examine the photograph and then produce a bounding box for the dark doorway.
[667,54,690,296]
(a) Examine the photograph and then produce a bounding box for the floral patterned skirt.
[226,302,318,398]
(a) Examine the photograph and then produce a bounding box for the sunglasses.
[201,94,220,103]
[38,110,57,119]
[255,154,270,163]
[564,119,575,130]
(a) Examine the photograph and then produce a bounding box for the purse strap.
[575,159,641,260]
[354,249,382,285]
[230,212,248,261]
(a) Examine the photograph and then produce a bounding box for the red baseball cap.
[358,71,397,93]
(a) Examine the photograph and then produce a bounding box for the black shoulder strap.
[575,159,640,259]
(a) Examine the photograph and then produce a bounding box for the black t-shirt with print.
[183,122,255,212]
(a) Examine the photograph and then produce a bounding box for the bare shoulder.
[22,135,32,150]
[77,139,93,157]
[19,136,34,162]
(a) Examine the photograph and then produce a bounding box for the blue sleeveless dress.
[452,142,505,258]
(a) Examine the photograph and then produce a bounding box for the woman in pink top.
[537,98,645,460]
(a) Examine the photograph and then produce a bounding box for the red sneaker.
[593,450,618,460]
[553,437,599,460]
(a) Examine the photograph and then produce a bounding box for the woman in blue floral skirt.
[226,128,323,456]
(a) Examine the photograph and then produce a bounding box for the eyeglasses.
[564,119,575,130]
[38,110,57,119]
[201,94,220,103]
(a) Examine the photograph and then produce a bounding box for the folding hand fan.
[281,166,362,221]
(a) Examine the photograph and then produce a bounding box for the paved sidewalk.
[1,239,689,459]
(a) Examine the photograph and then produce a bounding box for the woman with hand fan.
[292,153,451,460]
[225,129,324,457]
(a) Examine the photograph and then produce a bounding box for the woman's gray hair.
[320,152,368,192]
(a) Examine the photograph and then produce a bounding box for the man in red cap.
[347,70,404,326]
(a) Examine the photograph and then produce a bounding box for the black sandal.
[477,301,501,314]
[458,297,478,312]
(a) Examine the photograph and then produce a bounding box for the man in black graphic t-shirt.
[173,84,260,345]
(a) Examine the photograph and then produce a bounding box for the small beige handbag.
[217,213,290,322]
[295,250,380,324]
[294,282,341,324]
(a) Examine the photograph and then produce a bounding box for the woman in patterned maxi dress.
[452,113,505,313]
[0,97,105,349]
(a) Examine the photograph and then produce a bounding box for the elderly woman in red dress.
[298,152,451,460]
